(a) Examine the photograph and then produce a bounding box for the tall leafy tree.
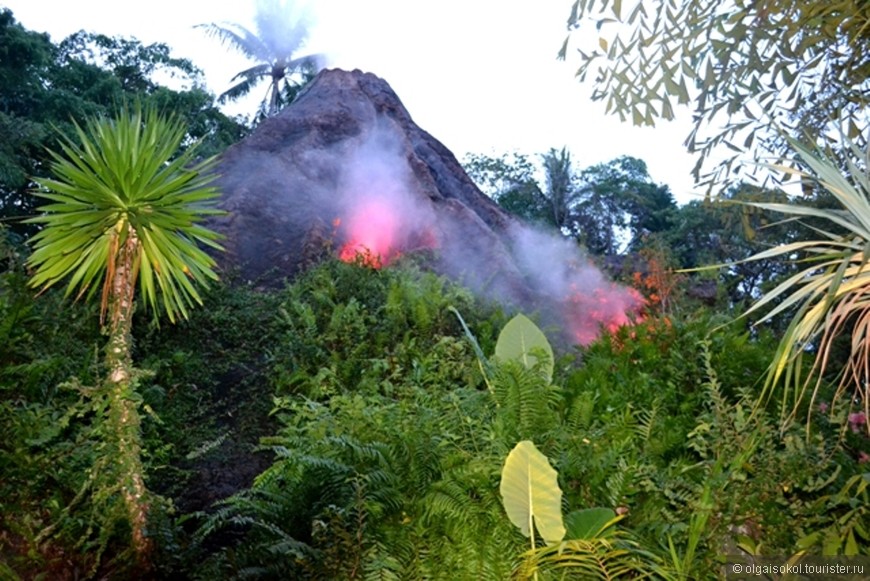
[572,156,676,255]
[56,31,201,93]
[26,105,223,562]
[53,31,248,157]
[560,0,870,189]
[0,9,56,225]
[541,147,580,231]
[198,0,323,118]
[463,151,552,224]
[465,150,676,254]
[464,149,583,230]
[666,185,798,306]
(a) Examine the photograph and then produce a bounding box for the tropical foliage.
[1,4,869,580]
[24,104,224,565]
[179,262,866,579]
[27,106,223,322]
[736,137,870,425]
[3,245,868,577]
[0,9,247,235]
[463,151,677,255]
[560,0,870,187]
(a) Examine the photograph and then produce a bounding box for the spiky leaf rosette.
[740,137,870,426]
[26,105,224,323]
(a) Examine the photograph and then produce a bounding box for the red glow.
[337,198,401,268]
[566,283,645,346]
[336,198,438,268]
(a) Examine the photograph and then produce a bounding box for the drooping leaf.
[726,136,870,422]
[495,314,554,383]
[500,440,566,545]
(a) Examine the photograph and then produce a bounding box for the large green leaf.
[565,507,618,539]
[500,440,566,546]
[495,314,554,383]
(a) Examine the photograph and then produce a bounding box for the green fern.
[490,359,561,443]
[517,532,660,580]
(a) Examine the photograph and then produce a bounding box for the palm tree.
[198,0,322,117]
[26,104,223,562]
[541,147,579,232]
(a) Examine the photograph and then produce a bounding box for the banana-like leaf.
[500,440,566,545]
[495,314,554,383]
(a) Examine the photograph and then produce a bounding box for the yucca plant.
[739,136,870,428]
[26,104,223,563]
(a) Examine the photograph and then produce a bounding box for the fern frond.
[519,533,660,580]
[491,360,560,441]
[635,402,659,443]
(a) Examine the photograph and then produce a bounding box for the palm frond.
[286,53,323,71]
[736,136,870,425]
[253,0,313,58]
[197,3,322,116]
[217,78,258,104]
[227,63,272,85]
[195,22,273,63]
[26,104,224,324]
[518,532,659,580]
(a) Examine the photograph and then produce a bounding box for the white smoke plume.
[509,227,644,344]
[333,126,438,266]
[253,0,316,59]
[330,128,643,345]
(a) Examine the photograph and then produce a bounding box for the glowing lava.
[566,283,645,346]
[337,198,403,268]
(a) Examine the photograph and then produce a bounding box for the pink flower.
[819,401,829,414]
[858,451,870,464]
[848,412,867,433]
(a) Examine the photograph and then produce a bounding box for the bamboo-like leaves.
[27,105,224,324]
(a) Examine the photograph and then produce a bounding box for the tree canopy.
[0,9,247,236]
[574,155,676,255]
[560,0,870,189]
[464,150,677,256]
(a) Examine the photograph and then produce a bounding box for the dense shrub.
[2,247,867,579]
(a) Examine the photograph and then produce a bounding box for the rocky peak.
[210,68,642,345]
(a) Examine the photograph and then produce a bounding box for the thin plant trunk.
[269,61,286,116]
[104,227,151,562]
[269,82,280,116]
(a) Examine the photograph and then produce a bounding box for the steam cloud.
[333,127,643,345]
[335,127,438,267]
[253,0,315,58]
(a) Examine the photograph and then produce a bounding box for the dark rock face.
[210,68,643,345]
[211,68,525,300]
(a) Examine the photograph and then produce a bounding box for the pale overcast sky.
[1,0,704,203]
